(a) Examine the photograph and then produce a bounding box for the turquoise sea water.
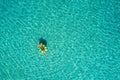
[0,0,120,80]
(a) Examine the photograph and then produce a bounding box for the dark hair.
[39,37,47,46]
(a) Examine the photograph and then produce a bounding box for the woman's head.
[38,43,43,47]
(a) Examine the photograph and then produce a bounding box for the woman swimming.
[38,43,47,55]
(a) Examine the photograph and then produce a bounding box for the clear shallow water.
[0,0,120,80]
